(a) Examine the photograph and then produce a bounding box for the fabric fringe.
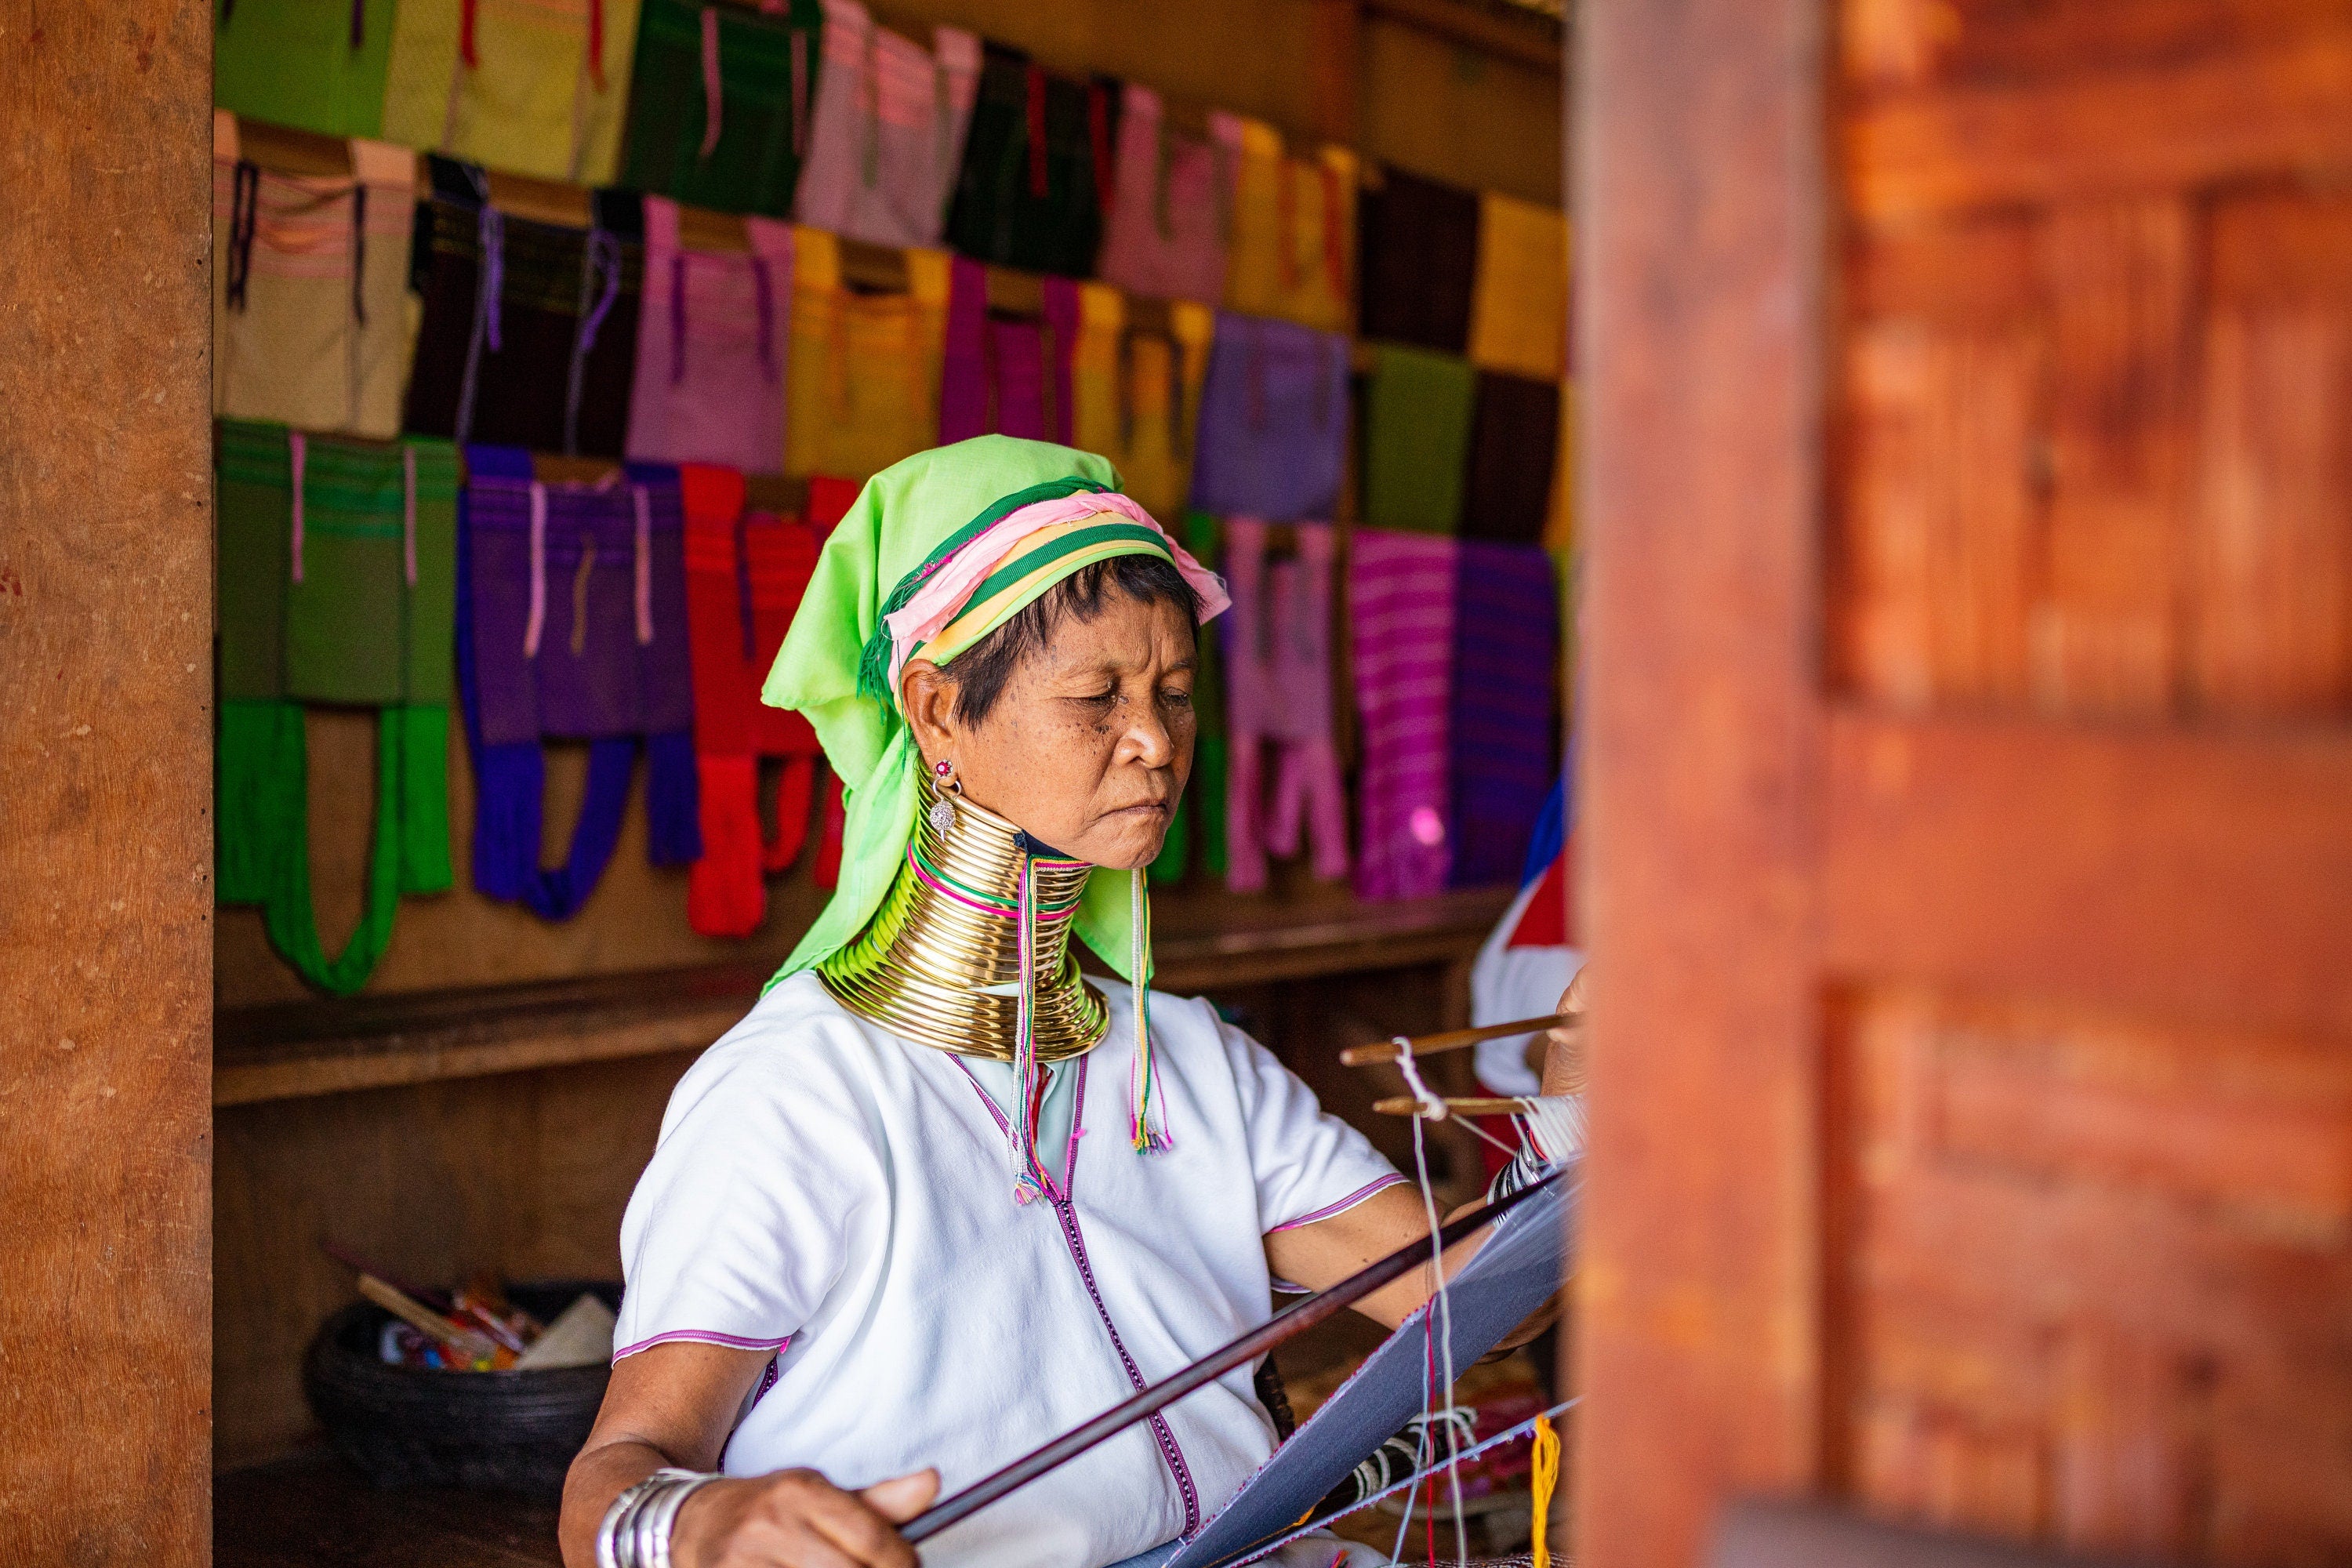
[1128,865,1171,1152]
[1009,848,1049,1203]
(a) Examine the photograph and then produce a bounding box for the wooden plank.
[1364,0,1563,73]
[2034,198,2195,717]
[216,891,1515,1105]
[1822,710,2352,1031]
[1575,0,1831,1559]
[218,1455,563,1567]
[1849,31,2352,225]
[0,0,214,1561]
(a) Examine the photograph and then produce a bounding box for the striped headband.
[856,479,1229,712]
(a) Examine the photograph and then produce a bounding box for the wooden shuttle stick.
[1372,1095,1539,1118]
[1339,1012,1578,1068]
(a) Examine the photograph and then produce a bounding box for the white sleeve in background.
[1469,877,1585,1099]
[1204,1004,1406,1235]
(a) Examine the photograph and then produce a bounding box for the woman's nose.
[1122,708,1174,768]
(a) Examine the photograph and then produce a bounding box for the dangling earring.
[929,758,959,833]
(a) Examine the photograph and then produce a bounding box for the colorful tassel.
[1128,866,1171,1152]
[1009,848,1048,1203]
[1530,1411,1559,1568]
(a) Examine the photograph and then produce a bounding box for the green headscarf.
[761,436,1160,986]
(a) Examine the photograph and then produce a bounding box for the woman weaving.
[562,437,1580,1568]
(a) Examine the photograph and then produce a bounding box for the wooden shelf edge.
[214,1001,751,1107]
[216,888,1521,1107]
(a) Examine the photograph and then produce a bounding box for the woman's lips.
[1109,800,1172,817]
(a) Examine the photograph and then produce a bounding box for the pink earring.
[934,759,952,777]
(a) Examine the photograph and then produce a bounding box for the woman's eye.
[1162,688,1194,710]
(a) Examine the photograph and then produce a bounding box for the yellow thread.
[1530,1412,1559,1568]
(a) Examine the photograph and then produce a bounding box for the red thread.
[586,0,605,90]
[1025,64,1049,199]
[458,0,477,68]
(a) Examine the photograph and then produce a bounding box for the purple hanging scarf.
[458,445,700,920]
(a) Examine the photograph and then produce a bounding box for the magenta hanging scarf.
[938,256,1081,445]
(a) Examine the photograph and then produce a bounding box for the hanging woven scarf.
[456,446,701,920]
[215,421,459,996]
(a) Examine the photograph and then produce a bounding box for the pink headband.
[882,492,1230,698]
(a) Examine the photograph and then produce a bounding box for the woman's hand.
[1536,969,1588,1098]
[560,1342,938,1568]
[672,1467,938,1568]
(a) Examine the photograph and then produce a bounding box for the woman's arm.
[560,1342,938,1568]
[1262,975,1588,1334]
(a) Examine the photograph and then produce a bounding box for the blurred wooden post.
[1578,0,2352,1563]
[0,2,215,1561]
[1574,0,1828,1563]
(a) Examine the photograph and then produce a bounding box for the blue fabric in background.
[1519,775,1568,891]
[1446,540,1559,889]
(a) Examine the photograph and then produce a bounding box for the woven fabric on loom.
[943,42,1112,277]
[1461,371,1562,546]
[785,229,953,480]
[1069,285,1213,523]
[1096,83,1229,307]
[1448,540,1559,888]
[626,197,794,473]
[214,0,398,139]
[1189,312,1349,523]
[793,0,981,249]
[379,0,643,185]
[622,0,827,217]
[1362,343,1477,535]
[1468,193,1570,382]
[404,169,644,456]
[1348,528,1458,901]
[212,117,416,439]
[1357,165,1482,354]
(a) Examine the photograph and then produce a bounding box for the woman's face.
[901,586,1197,869]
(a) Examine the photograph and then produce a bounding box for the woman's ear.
[898,659,960,767]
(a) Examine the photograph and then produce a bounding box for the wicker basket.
[303,1279,619,1496]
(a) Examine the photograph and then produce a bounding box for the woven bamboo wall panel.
[1827,985,2352,1560]
[1833,2,2352,719]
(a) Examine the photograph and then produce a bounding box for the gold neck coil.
[818,775,1109,1062]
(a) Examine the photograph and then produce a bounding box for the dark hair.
[946,554,1201,724]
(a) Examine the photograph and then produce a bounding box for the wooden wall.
[1577,0,2352,1563]
[1,0,216,1561]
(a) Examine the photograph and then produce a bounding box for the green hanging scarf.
[1149,510,1229,884]
[215,420,459,996]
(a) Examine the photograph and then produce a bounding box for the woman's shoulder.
[659,972,897,1135]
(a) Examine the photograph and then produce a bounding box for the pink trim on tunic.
[1265,1172,1410,1233]
[612,1327,793,1362]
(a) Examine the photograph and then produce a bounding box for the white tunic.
[615,971,1406,1568]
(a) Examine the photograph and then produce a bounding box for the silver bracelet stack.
[597,1467,720,1568]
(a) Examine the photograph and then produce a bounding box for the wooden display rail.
[214,887,1516,1109]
